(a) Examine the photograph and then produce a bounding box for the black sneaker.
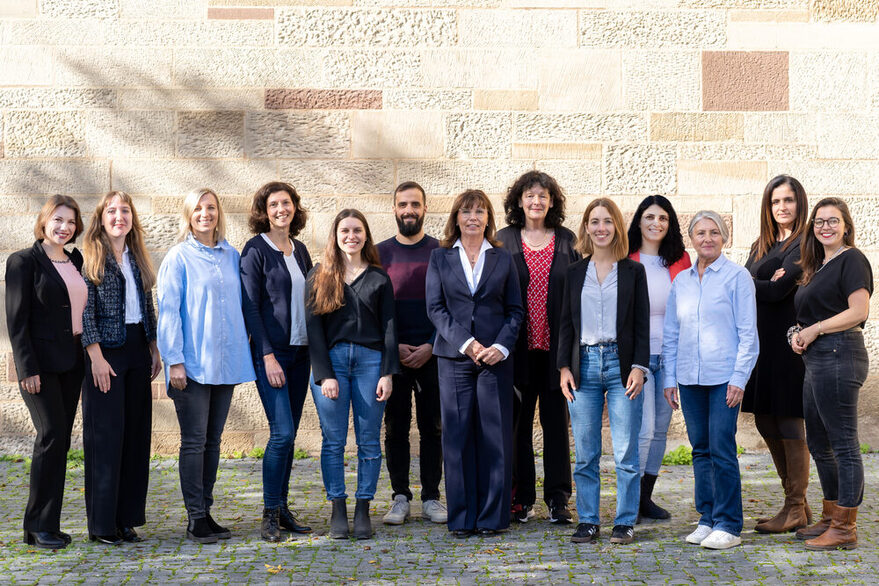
[571,523,600,543]
[610,524,634,544]
[511,504,534,523]
[549,502,572,525]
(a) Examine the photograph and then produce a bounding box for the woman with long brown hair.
[81,191,161,545]
[743,175,811,534]
[305,209,398,540]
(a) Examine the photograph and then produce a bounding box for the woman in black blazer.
[5,195,87,550]
[426,189,524,537]
[558,198,650,546]
[497,170,578,525]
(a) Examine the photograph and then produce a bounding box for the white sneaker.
[700,529,742,550]
[382,495,410,525]
[685,524,714,545]
[421,499,448,523]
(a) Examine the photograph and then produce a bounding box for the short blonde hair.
[688,210,729,244]
[576,198,629,261]
[179,188,226,243]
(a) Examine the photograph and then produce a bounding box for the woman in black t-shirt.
[790,197,872,551]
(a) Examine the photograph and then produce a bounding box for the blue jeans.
[679,383,743,536]
[568,344,642,526]
[255,345,310,508]
[639,354,673,476]
[310,343,385,501]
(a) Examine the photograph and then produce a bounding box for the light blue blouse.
[661,253,759,390]
[157,234,256,386]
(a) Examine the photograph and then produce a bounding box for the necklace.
[521,228,551,250]
[345,264,366,282]
[818,245,847,271]
[50,258,71,264]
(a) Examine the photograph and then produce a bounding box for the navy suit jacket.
[426,245,524,359]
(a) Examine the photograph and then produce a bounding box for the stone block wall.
[2,0,879,455]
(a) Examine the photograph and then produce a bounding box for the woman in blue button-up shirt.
[662,210,758,551]
[157,188,256,545]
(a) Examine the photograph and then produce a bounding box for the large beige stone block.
[107,20,273,47]
[726,21,879,50]
[351,111,443,159]
[504,0,677,6]
[459,9,577,48]
[280,160,395,195]
[175,48,323,87]
[41,0,118,18]
[0,161,109,195]
[386,89,472,110]
[246,112,350,159]
[835,197,879,250]
[703,51,789,111]
[816,114,879,159]
[55,47,173,87]
[512,143,602,160]
[789,51,869,111]
[141,215,181,251]
[605,145,676,195]
[813,0,879,22]
[214,0,352,5]
[678,161,767,196]
[0,401,34,435]
[395,160,534,196]
[651,113,744,142]
[0,47,53,86]
[580,10,726,48]
[278,8,456,47]
[177,111,245,158]
[732,194,763,249]
[678,0,805,6]
[208,7,275,19]
[767,162,879,196]
[445,113,511,159]
[513,113,647,142]
[119,89,262,111]
[538,50,622,112]
[622,50,700,112]
[678,143,816,162]
[0,0,36,17]
[112,159,277,196]
[85,111,176,158]
[422,49,536,90]
[537,161,602,195]
[474,90,537,111]
[4,19,106,45]
[324,49,422,88]
[728,8,810,21]
[0,88,116,109]
[120,0,205,19]
[0,217,38,251]
[265,89,382,110]
[3,111,88,158]
[743,112,817,144]
[352,0,493,5]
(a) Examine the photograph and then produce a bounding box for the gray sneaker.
[382,495,410,525]
[422,499,448,523]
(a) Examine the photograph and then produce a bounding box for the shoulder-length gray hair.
[688,210,729,244]
[179,187,227,243]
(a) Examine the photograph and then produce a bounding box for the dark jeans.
[169,379,234,519]
[82,324,152,535]
[513,349,572,508]
[384,356,443,502]
[19,348,83,532]
[254,346,310,508]
[802,330,867,508]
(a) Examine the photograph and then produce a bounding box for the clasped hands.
[464,339,504,366]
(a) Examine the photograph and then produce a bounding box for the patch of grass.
[662,445,692,466]
[293,448,310,460]
[248,447,265,459]
[0,453,29,464]
[737,445,745,456]
[861,443,872,454]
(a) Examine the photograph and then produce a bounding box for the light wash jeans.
[638,354,673,476]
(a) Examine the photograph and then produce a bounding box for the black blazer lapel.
[475,248,500,296]
[31,241,68,292]
[569,257,589,341]
[616,260,632,333]
[445,248,471,294]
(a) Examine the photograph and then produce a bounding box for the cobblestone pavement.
[0,453,876,584]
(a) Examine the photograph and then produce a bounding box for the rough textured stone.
[324,50,422,88]
[277,8,456,47]
[108,20,272,47]
[246,112,350,159]
[395,160,534,195]
[536,161,602,194]
[280,160,395,195]
[0,161,109,195]
[650,113,744,142]
[0,0,36,17]
[743,112,817,143]
[0,89,115,109]
[445,113,511,159]
[789,51,869,111]
[119,89,262,111]
[421,49,536,89]
[208,7,274,18]
[512,143,602,160]
[678,161,768,195]
[85,111,176,158]
[3,111,88,158]
[112,159,277,195]
[265,89,382,109]
[385,89,471,110]
[212,0,352,4]
[768,161,879,195]
[538,50,622,112]
[120,0,205,19]
[604,145,676,195]
[513,113,647,142]
[703,51,789,111]
[728,8,810,20]
[816,114,879,159]
[175,48,323,87]
[55,47,173,87]
[812,0,879,22]
[41,0,119,18]
[474,90,537,111]
[623,50,700,111]
[678,143,816,161]
[177,111,245,158]
[0,47,53,86]
[580,10,726,48]
[3,19,106,45]
[459,9,576,47]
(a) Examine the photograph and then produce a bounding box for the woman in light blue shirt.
[662,210,758,551]
[157,188,256,544]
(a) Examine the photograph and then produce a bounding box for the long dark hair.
[798,197,857,286]
[750,175,809,262]
[503,170,566,229]
[626,195,686,268]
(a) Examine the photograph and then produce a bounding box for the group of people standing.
[5,171,870,552]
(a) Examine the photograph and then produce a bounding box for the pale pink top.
[53,260,87,335]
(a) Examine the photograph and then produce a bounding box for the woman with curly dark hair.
[496,171,578,525]
[240,182,313,541]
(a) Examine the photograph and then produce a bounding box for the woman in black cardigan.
[5,195,87,550]
[496,171,578,525]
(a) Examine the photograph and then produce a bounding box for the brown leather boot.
[805,505,857,550]
[755,437,787,524]
[796,499,836,540]
[755,439,811,533]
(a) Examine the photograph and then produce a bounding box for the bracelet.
[818,321,823,335]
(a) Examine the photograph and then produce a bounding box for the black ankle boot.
[205,512,231,539]
[329,498,349,539]
[186,517,219,544]
[280,505,313,534]
[639,473,671,520]
[261,507,281,542]
[24,531,66,549]
[353,499,373,540]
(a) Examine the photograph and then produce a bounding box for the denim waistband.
[580,341,618,352]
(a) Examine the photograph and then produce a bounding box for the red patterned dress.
[522,233,555,351]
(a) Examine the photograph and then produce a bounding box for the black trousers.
[438,356,513,531]
[82,324,152,535]
[384,356,443,502]
[19,349,83,532]
[512,350,573,508]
